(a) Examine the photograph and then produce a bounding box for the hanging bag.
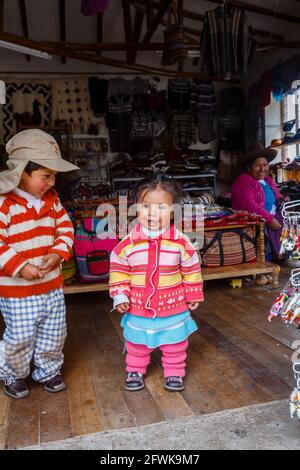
[162,0,188,66]
[73,217,119,283]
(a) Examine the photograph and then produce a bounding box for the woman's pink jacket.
[231,173,282,224]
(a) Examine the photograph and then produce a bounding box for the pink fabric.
[231,173,282,224]
[125,340,188,377]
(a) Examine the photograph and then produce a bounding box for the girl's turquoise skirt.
[121,310,198,348]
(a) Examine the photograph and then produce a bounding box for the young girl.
[109,174,204,392]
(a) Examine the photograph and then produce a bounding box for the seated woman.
[231,142,284,266]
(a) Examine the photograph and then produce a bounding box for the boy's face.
[19,167,58,198]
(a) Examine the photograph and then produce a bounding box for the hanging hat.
[244,142,278,164]
[0,129,79,194]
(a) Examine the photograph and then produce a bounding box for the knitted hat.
[0,129,79,194]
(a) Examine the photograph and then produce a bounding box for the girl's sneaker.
[164,376,185,392]
[125,372,145,391]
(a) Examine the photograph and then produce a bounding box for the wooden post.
[258,221,265,263]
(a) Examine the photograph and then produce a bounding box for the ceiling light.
[0,40,52,60]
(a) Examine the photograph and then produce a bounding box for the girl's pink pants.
[125,340,188,377]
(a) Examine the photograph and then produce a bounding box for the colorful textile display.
[51,78,93,133]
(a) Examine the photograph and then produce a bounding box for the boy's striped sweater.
[109,224,204,318]
[0,189,74,298]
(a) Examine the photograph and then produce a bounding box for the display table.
[64,221,279,294]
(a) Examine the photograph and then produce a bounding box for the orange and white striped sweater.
[0,189,74,298]
[109,224,204,318]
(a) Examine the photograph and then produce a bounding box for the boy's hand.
[39,253,62,274]
[19,263,44,280]
[188,302,200,311]
[116,302,130,314]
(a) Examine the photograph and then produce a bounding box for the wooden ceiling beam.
[122,0,134,63]
[42,41,169,51]
[59,0,66,64]
[0,30,241,81]
[97,12,103,57]
[18,0,30,61]
[207,0,300,25]
[146,0,154,30]
[130,0,285,41]
[257,41,300,52]
[129,8,144,63]
[142,0,171,44]
[0,0,4,31]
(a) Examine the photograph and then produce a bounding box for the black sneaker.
[43,375,66,393]
[164,376,185,392]
[3,378,30,399]
[125,372,145,391]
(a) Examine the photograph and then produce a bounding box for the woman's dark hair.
[133,173,182,204]
[24,161,44,175]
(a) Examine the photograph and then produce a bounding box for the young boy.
[0,129,79,399]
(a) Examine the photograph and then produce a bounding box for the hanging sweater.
[109,224,203,318]
[0,189,74,298]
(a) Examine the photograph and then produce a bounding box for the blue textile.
[259,179,276,214]
[121,310,198,348]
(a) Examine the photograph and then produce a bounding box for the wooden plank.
[0,395,11,450]
[74,298,135,431]
[18,0,30,61]
[5,384,41,449]
[39,387,72,444]
[213,284,300,349]
[142,0,171,44]
[195,312,291,397]
[122,0,134,63]
[201,295,293,386]
[130,8,144,63]
[63,312,105,437]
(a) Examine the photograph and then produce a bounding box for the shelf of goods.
[112,173,217,198]
[64,221,280,295]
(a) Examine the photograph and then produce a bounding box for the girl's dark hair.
[133,173,182,204]
[24,161,44,175]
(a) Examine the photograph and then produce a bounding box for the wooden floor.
[0,267,298,449]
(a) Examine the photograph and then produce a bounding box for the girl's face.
[19,167,57,198]
[248,157,269,180]
[138,187,174,231]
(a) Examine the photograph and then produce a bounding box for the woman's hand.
[188,302,200,311]
[268,218,282,231]
[116,302,130,314]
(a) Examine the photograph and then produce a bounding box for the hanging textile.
[199,4,256,79]
[81,0,109,15]
[2,80,51,143]
[51,78,93,133]
[162,0,188,66]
